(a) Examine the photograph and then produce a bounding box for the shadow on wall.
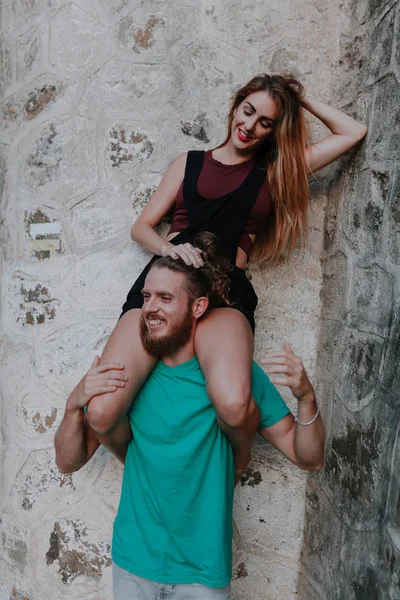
[299,1,400,598]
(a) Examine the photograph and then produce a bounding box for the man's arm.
[55,356,131,473]
[259,343,324,470]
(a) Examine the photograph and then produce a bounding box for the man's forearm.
[55,399,91,473]
[96,415,132,465]
[293,392,325,468]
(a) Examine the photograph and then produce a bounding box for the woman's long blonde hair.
[221,74,309,264]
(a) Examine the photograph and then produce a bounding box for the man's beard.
[139,307,194,357]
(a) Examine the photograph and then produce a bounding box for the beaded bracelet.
[294,405,320,426]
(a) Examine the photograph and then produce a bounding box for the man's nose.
[144,296,159,314]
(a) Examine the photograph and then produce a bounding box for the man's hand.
[68,356,128,410]
[259,342,324,471]
[261,342,314,400]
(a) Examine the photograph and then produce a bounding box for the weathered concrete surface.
[0,1,351,598]
[299,1,400,599]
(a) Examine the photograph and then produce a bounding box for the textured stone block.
[68,188,131,251]
[9,587,31,600]
[19,116,97,206]
[11,450,74,512]
[75,0,141,21]
[79,60,184,116]
[377,309,400,410]
[163,98,224,151]
[234,459,306,559]
[17,24,47,81]
[231,551,298,600]
[1,75,77,144]
[116,1,198,55]
[9,0,64,29]
[346,264,394,337]
[4,276,59,327]
[368,0,396,19]
[301,481,344,597]
[0,337,34,398]
[132,175,162,216]
[365,6,395,85]
[35,321,112,396]
[333,325,385,412]
[45,518,111,583]
[320,251,348,321]
[179,36,250,99]
[387,164,400,264]
[49,4,109,73]
[0,35,12,98]
[369,75,400,163]
[342,166,387,259]
[104,121,167,185]
[322,402,393,530]
[202,0,289,52]
[1,524,28,572]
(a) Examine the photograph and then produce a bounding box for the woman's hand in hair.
[160,242,204,268]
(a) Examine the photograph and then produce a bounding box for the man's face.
[140,267,195,357]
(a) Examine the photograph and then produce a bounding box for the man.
[55,253,324,599]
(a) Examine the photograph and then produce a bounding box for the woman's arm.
[303,96,367,174]
[131,153,186,255]
[131,152,204,267]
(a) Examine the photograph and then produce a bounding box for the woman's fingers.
[168,243,204,267]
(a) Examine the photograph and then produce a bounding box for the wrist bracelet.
[294,405,320,426]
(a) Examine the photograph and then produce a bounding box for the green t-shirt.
[112,357,289,587]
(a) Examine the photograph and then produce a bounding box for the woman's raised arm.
[303,96,367,174]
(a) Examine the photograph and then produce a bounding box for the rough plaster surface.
[299,1,400,599]
[0,1,346,598]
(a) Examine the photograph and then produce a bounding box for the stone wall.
[1,1,344,599]
[299,1,400,598]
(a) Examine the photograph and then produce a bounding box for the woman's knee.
[85,393,124,434]
[207,377,253,427]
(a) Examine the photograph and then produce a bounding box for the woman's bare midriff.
[166,231,255,271]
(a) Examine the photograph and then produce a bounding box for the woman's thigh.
[86,309,157,430]
[194,307,254,402]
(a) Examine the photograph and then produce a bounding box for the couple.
[55,232,325,600]
[56,71,366,598]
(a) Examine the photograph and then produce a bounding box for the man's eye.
[143,294,150,301]
[161,296,171,301]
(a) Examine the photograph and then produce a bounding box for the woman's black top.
[120,151,265,333]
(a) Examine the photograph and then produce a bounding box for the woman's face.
[230,90,278,154]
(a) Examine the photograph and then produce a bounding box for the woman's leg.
[194,308,260,480]
[86,309,157,436]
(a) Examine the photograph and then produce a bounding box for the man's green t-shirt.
[112,357,290,587]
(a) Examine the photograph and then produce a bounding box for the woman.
[85,74,367,472]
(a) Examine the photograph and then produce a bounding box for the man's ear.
[192,297,209,320]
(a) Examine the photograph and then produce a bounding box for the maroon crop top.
[169,150,272,258]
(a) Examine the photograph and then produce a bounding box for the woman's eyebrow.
[245,101,275,124]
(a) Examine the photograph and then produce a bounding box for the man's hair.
[150,232,231,309]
